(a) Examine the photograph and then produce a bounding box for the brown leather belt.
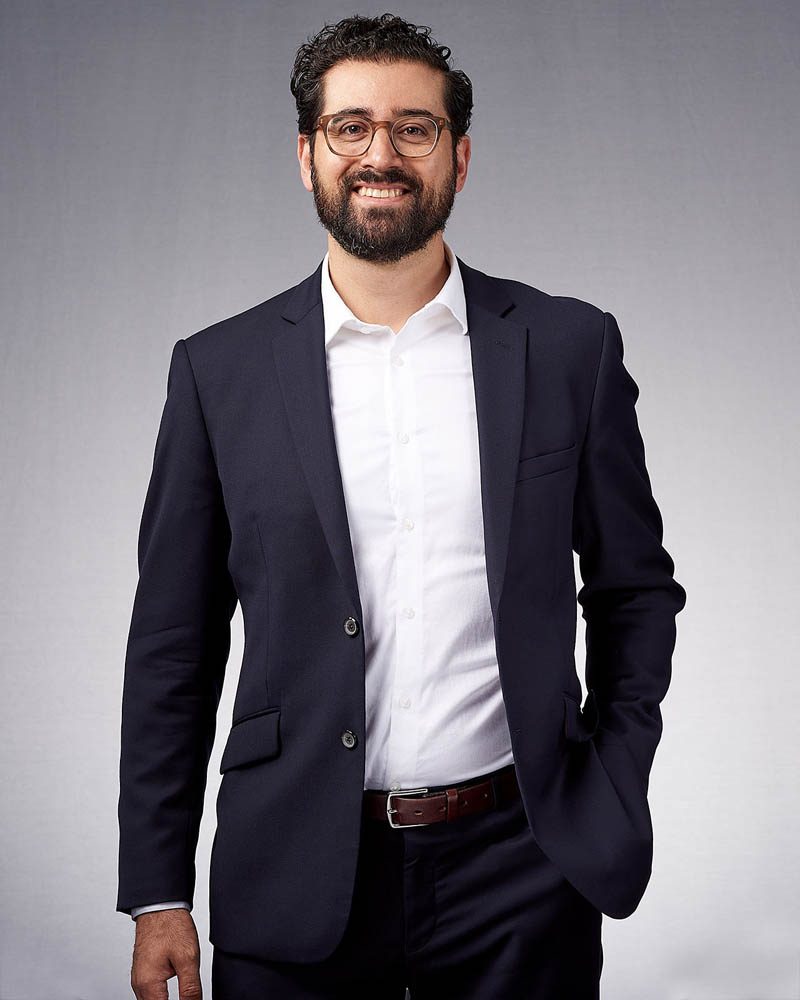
[363,763,520,828]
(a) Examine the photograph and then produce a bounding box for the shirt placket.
[383,329,425,791]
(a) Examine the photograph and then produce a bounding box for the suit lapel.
[272,263,364,617]
[273,255,530,620]
[459,259,529,615]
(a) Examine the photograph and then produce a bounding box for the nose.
[360,122,404,170]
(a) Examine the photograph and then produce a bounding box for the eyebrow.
[331,106,440,118]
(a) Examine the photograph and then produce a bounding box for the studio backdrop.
[1,1,798,998]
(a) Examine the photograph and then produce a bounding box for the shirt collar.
[320,241,468,347]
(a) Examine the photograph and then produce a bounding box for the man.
[117,13,686,999]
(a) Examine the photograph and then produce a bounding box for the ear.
[455,133,471,194]
[297,134,313,193]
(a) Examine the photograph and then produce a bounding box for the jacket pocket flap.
[219,707,281,773]
[517,442,577,482]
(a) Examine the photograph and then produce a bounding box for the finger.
[175,958,203,1000]
[131,967,170,1000]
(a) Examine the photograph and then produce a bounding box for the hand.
[130,908,203,999]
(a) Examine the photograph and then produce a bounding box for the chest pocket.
[516,442,577,483]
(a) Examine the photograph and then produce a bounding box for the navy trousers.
[211,763,603,998]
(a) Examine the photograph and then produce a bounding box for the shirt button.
[341,730,358,749]
[343,616,360,636]
[398,432,410,444]
[399,697,411,708]
[390,781,400,790]
[403,518,414,530]
[392,356,404,367]
[402,607,415,619]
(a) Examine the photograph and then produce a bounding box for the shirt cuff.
[130,901,192,920]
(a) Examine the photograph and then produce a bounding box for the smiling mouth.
[352,185,411,201]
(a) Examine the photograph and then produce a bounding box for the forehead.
[320,59,446,117]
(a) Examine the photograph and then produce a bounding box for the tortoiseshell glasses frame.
[314,114,456,158]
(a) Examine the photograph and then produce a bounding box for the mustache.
[347,173,417,191]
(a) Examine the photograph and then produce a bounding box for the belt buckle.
[386,786,431,828]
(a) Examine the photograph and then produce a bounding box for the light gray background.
[2,1,798,998]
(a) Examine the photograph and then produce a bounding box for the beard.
[310,141,458,264]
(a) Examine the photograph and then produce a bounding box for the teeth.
[356,187,405,199]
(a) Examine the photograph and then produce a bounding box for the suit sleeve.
[572,311,687,788]
[116,338,238,916]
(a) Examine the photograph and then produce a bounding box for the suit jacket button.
[341,730,358,749]
[343,616,360,636]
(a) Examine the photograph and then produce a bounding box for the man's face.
[298,59,471,263]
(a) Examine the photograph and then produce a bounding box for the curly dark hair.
[290,13,473,151]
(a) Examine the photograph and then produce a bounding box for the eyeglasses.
[315,114,455,158]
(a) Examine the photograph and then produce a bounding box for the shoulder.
[467,263,609,353]
[180,282,299,367]
[493,270,605,324]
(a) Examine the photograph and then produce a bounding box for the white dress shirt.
[130,241,515,919]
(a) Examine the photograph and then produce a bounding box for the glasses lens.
[326,116,372,154]
[392,117,438,156]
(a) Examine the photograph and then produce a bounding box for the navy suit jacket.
[116,255,686,963]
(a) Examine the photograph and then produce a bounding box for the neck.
[326,235,450,333]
